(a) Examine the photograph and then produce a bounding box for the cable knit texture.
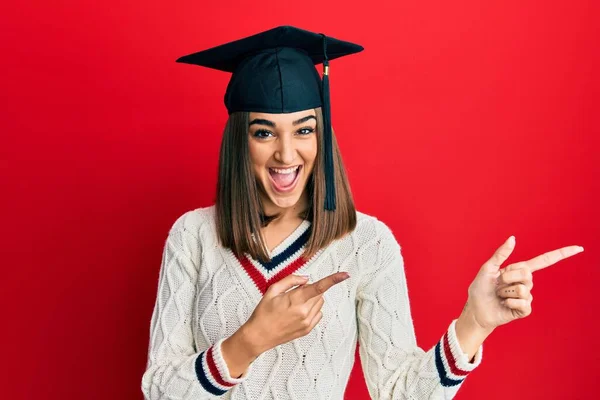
[141,205,483,399]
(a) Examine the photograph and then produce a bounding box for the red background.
[2,1,598,399]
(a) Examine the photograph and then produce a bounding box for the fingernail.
[299,274,310,279]
[578,246,584,252]
[342,272,350,279]
[508,235,515,245]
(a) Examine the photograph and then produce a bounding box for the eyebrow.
[248,115,316,128]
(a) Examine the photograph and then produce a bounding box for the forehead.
[249,109,316,125]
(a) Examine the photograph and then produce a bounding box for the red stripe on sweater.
[206,346,235,387]
[237,255,308,294]
[442,332,470,377]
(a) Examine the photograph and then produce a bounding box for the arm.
[141,214,253,399]
[355,220,484,400]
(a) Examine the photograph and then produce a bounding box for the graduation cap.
[176,25,364,211]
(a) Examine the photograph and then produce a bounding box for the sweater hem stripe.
[207,346,236,388]
[434,341,465,387]
[195,351,228,395]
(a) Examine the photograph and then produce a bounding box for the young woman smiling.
[141,26,584,400]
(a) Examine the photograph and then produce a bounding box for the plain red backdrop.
[1,1,598,399]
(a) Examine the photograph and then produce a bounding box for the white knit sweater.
[141,205,483,399]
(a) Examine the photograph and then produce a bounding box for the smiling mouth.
[268,165,302,192]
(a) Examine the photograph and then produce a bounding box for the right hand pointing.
[243,271,350,356]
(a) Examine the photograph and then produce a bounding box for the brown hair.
[215,107,356,262]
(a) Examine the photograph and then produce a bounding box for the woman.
[141,26,583,399]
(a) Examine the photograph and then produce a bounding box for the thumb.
[482,235,516,273]
[266,274,310,296]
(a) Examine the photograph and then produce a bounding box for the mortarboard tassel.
[321,34,336,211]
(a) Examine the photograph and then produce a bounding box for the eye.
[253,129,273,139]
[297,127,315,135]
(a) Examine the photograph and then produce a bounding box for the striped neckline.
[235,220,312,294]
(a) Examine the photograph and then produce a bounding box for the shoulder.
[162,205,218,265]
[353,210,402,249]
[168,204,217,242]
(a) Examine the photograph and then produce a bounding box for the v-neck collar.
[230,219,319,295]
[267,219,311,260]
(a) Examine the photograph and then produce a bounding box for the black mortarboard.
[176,25,363,211]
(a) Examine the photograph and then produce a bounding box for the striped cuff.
[194,338,252,395]
[434,319,483,387]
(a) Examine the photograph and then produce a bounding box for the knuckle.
[517,285,528,297]
[316,282,326,294]
[558,248,567,259]
[300,318,311,329]
[296,307,309,319]
[497,250,510,260]
[542,252,552,265]
[302,307,312,318]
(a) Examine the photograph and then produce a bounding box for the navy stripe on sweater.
[256,227,311,271]
[195,351,227,396]
[434,341,464,387]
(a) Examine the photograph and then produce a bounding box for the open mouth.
[268,165,302,193]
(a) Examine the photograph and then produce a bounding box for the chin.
[269,195,302,209]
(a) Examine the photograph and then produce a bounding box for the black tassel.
[321,34,336,211]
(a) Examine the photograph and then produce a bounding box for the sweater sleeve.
[355,220,483,400]
[141,215,253,399]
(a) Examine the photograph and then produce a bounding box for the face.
[248,109,318,215]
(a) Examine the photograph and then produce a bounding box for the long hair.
[215,107,356,262]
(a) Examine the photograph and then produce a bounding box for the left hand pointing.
[466,236,584,331]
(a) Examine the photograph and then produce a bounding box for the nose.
[273,133,297,165]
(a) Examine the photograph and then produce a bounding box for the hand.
[464,236,584,332]
[242,271,350,356]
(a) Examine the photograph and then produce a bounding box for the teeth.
[270,166,300,174]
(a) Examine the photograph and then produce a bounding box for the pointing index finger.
[298,272,350,302]
[527,245,584,272]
